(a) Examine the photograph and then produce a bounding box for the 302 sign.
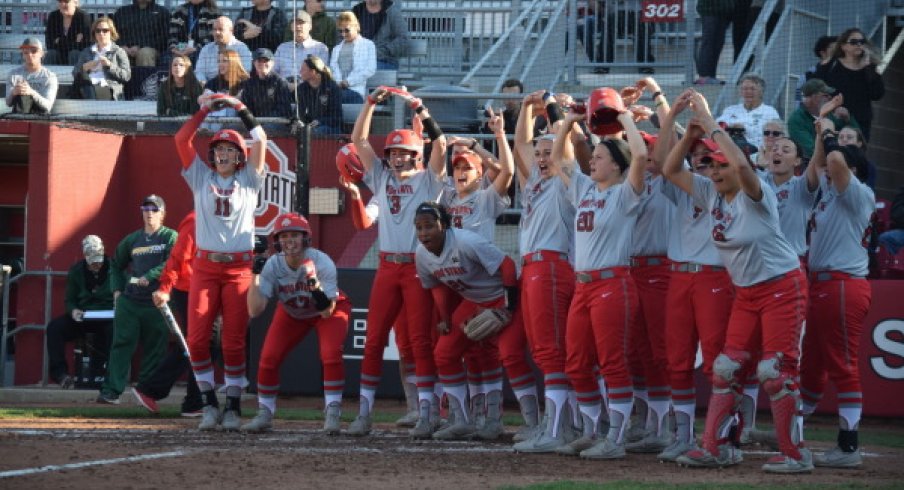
[641,0,684,23]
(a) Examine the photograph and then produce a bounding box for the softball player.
[442,114,537,440]
[173,94,267,430]
[345,88,447,438]
[511,91,578,453]
[242,213,352,435]
[548,109,649,460]
[651,112,735,462]
[800,121,875,468]
[663,90,812,474]
[413,202,519,441]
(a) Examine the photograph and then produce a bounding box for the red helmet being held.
[586,87,626,136]
[336,143,365,184]
[271,212,312,248]
[383,129,423,158]
[208,129,248,168]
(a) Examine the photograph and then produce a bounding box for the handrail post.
[0,265,11,386]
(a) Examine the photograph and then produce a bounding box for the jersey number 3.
[214,197,232,217]
[389,195,401,215]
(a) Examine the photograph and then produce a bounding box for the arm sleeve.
[157,227,192,294]
[142,229,178,281]
[349,195,376,230]
[866,65,885,101]
[316,252,340,299]
[174,107,208,168]
[64,265,80,314]
[110,233,134,293]
[265,10,287,51]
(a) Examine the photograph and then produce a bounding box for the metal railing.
[0,267,67,387]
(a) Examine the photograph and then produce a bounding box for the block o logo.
[254,140,297,235]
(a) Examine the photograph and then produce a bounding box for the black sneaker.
[96,392,120,405]
[58,375,75,389]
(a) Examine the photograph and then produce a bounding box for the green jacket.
[64,258,115,314]
[787,105,859,159]
[111,227,178,304]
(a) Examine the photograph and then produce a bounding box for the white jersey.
[762,174,817,257]
[416,228,506,304]
[632,174,672,257]
[662,177,723,265]
[519,166,575,256]
[693,177,800,287]
[257,248,341,320]
[808,175,875,276]
[442,185,509,241]
[567,172,645,272]
[363,160,444,253]
[183,156,263,252]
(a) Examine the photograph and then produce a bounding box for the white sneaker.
[198,405,221,431]
[580,438,626,460]
[347,414,372,436]
[815,446,862,468]
[323,403,341,436]
[241,408,273,433]
[221,409,242,431]
[762,448,814,474]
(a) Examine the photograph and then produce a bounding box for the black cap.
[142,194,165,209]
[254,48,274,61]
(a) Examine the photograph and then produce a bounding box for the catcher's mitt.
[463,308,512,341]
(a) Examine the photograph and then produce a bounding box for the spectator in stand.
[797,35,835,101]
[329,12,376,103]
[352,0,409,70]
[788,79,859,159]
[274,10,329,81]
[716,73,779,150]
[295,55,342,133]
[695,0,752,84]
[47,235,114,389]
[240,48,293,118]
[73,17,131,100]
[167,0,220,65]
[44,0,92,66]
[195,16,253,83]
[581,1,655,74]
[879,187,904,256]
[815,28,885,141]
[754,119,786,171]
[97,195,177,405]
[235,0,287,52]
[286,0,337,52]
[131,212,205,417]
[157,55,203,116]
[199,50,249,118]
[5,38,58,115]
[113,0,171,68]
[837,125,877,189]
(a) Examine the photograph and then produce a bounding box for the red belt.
[810,271,865,282]
[671,262,726,273]
[196,250,252,263]
[631,256,670,268]
[522,250,569,266]
[379,252,415,264]
[575,266,630,284]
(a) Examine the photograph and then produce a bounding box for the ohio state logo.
[392,134,403,143]
[253,140,296,234]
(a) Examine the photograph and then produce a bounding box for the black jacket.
[240,71,293,118]
[114,0,171,53]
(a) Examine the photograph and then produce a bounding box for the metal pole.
[686,1,698,85]
[295,121,312,217]
[0,265,11,386]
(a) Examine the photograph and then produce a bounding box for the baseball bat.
[157,303,192,361]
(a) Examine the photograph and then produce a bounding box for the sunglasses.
[140,205,160,212]
[763,130,783,137]
[847,39,866,46]
[95,28,111,33]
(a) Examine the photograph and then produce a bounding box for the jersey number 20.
[576,211,595,232]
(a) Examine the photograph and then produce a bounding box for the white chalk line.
[0,450,186,479]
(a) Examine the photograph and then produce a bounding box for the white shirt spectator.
[329,35,376,100]
[194,38,253,83]
[274,38,329,79]
[716,102,780,150]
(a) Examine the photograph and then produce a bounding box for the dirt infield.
[1,404,902,489]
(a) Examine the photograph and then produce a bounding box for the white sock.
[360,388,375,416]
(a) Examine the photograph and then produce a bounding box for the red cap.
[694,138,728,163]
[452,151,482,174]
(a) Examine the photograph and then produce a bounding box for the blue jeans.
[341,88,363,104]
[880,229,904,255]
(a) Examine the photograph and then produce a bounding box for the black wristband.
[237,107,259,132]
[251,255,267,275]
[415,105,426,114]
[311,288,331,311]
[651,91,662,100]
[545,101,563,125]
[504,286,519,312]
[468,140,477,150]
[422,117,443,140]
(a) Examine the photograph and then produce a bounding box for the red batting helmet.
[336,143,365,183]
[587,87,626,136]
[208,129,248,168]
[383,129,423,158]
[271,212,312,248]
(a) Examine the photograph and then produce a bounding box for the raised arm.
[410,100,447,178]
[619,112,648,194]
[350,87,390,172]
[814,118,853,192]
[486,108,513,197]
[661,90,697,195]
[231,96,268,176]
[549,111,584,189]
[514,91,543,188]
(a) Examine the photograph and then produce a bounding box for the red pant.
[565,268,638,403]
[188,256,252,387]
[256,299,351,398]
[628,258,671,398]
[434,298,502,378]
[723,270,808,377]
[520,254,574,377]
[464,306,532,391]
[800,274,871,409]
[361,260,435,393]
[665,267,734,401]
